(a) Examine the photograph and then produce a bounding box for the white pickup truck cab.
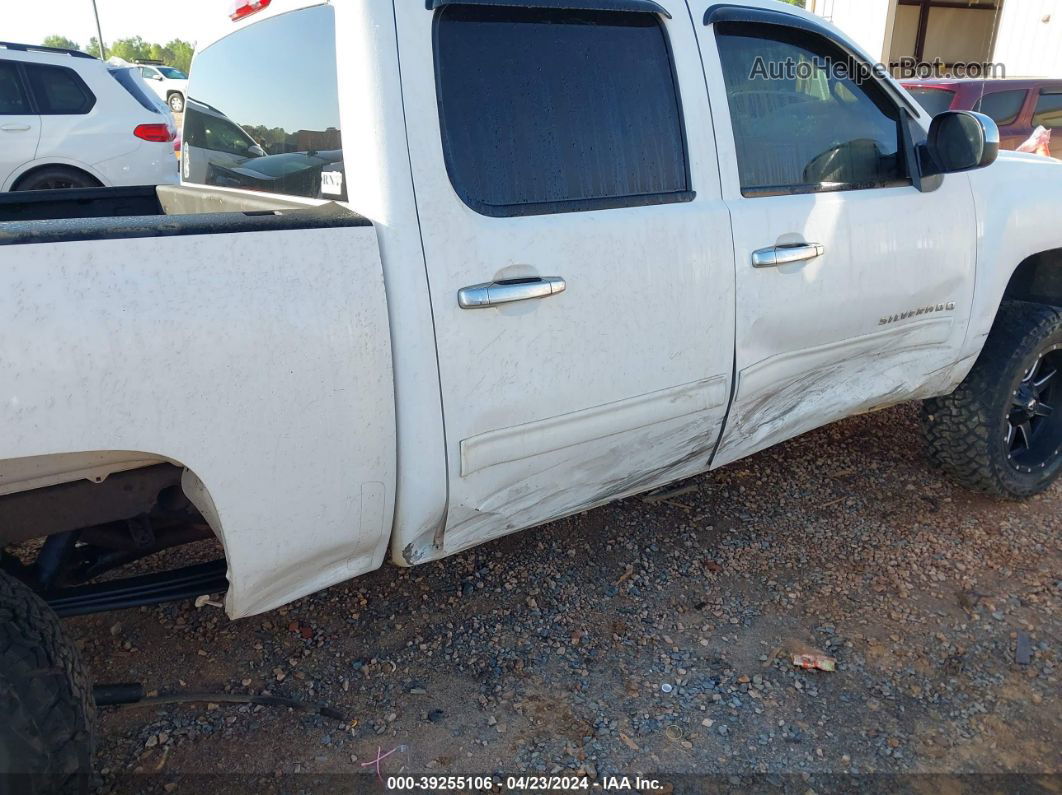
[1,0,1060,783]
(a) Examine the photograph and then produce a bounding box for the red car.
[902,78,1062,158]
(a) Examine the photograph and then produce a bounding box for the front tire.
[0,572,96,794]
[922,300,1062,498]
[168,92,185,113]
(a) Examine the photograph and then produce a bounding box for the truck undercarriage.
[0,465,227,617]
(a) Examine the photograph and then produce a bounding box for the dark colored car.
[902,78,1062,158]
[206,149,345,199]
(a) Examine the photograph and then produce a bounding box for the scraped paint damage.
[437,412,724,561]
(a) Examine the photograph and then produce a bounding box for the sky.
[6,0,226,48]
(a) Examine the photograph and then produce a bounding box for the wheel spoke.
[1005,423,1016,449]
[1033,368,1056,395]
[1018,421,1034,450]
[1034,402,1054,418]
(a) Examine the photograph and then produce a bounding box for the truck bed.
[0,184,366,245]
[0,183,395,618]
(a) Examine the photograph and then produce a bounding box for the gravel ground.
[67,403,1060,792]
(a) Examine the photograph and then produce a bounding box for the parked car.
[2,0,1061,785]
[132,59,188,113]
[180,97,266,183]
[0,41,178,191]
[902,78,1062,158]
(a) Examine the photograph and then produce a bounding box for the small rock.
[1015,632,1033,665]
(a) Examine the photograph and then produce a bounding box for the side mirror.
[924,111,999,176]
[153,74,164,81]
[247,144,266,158]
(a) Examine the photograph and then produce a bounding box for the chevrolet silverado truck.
[2,0,1061,787]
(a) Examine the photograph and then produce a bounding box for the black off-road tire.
[922,300,1062,498]
[0,572,96,794]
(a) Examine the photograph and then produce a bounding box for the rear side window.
[973,90,1027,126]
[24,64,95,114]
[109,67,161,113]
[0,60,30,115]
[1033,92,1062,129]
[433,6,691,217]
[905,88,955,118]
[182,6,345,201]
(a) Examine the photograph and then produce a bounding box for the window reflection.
[182,6,345,200]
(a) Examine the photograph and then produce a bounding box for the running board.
[46,559,228,618]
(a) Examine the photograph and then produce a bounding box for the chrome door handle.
[1,124,32,132]
[752,243,825,268]
[458,276,566,309]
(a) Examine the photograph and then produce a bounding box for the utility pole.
[90,0,106,59]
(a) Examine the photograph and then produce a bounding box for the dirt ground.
[68,403,1060,792]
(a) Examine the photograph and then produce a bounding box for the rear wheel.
[922,300,1062,497]
[168,92,184,113]
[13,167,100,192]
[0,571,96,794]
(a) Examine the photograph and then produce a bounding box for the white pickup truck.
[1,0,1060,785]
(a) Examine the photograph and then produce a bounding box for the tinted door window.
[24,64,95,114]
[183,5,344,200]
[1033,93,1062,129]
[0,60,30,114]
[716,24,907,196]
[434,6,690,217]
[973,89,1027,126]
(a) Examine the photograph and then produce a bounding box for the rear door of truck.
[395,0,736,559]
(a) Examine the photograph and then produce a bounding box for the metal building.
[807,0,1061,78]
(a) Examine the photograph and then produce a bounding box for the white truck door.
[394,0,735,561]
[0,60,41,189]
[690,6,977,467]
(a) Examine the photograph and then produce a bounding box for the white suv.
[133,61,188,113]
[0,42,178,191]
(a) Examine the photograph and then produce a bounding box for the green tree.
[108,36,151,63]
[780,0,806,6]
[42,33,194,71]
[164,40,195,74]
[42,35,81,51]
